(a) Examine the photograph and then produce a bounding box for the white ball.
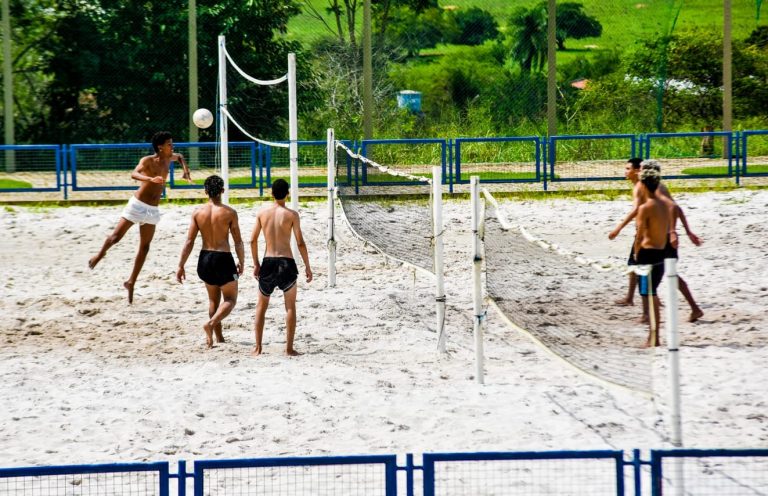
[193,108,214,129]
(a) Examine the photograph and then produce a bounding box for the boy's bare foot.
[214,323,225,343]
[251,345,263,356]
[88,255,102,270]
[615,298,633,306]
[286,349,302,357]
[123,281,134,304]
[202,322,214,348]
[689,309,704,322]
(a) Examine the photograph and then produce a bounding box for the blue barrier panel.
[193,455,397,496]
[70,142,256,192]
[0,145,62,194]
[360,139,447,188]
[741,130,768,177]
[0,461,170,495]
[423,450,625,496]
[548,134,637,182]
[262,140,331,188]
[650,448,768,496]
[169,142,256,190]
[645,131,734,179]
[454,137,540,185]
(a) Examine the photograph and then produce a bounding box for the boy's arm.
[177,215,199,283]
[230,210,245,275]
[174,153,192,183]
[674,204,702,246]
[250,214,262,278]
[131,157,164,184]
[292,213,313,283]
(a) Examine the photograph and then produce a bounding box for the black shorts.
[636,248,666,296]
[197,250,238,287]
[663,238,678,259]
[259,257,298,296]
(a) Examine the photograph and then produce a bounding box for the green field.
[0,178,34,189]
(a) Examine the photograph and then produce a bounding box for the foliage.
[447,7,500,46]
[552,2,602,50]
[508,5,548,73]
[385,7,448,57]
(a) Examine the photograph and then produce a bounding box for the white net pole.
[665,257,685,495]
[327,128,336,288]
[288,53,299,211]
[471,176,485,384]
[217,35,230,204]
[433,166,446,353]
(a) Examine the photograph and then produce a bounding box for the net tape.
[482,190,654,394]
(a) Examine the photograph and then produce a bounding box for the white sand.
[0,189,766,467]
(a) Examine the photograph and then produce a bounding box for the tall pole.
[665,258,685,496]
[433,166,446,354]
[188,0,199,163]
[546,0,557,138]
[218,36,229,204]
[327,128,336,288]
[2,0,14,172]
[471,176,485,384]
[362,0,373,139]
[288,53,299,212]
[723,0,733,134]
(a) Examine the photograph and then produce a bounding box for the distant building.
[570,78,589,90]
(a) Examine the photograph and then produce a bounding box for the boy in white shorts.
[88,131,192,303]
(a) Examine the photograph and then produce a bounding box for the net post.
[665,257,685,495]
[433,166,446,353]
[288,53,299,212]
[217,35,230,204]
[327,128,336,288]
[470,176,485,384]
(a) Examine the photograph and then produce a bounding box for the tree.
[386,7,446,57]
[508,6,547,73]
[551,2,601,50]
[448,7,499,46]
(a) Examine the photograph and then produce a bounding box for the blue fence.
[2,449,766,495]
[1,131,767,199]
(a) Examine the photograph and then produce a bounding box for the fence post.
[470,175,485,384]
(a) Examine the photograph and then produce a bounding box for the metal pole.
[218,35,229,204]
[723,0,732,137]
[433,166,446,353]
[288,53,299,212]
[471,176,485,384]
[327,128,336,288]
[362,0,373,139]
[665,257,684,495]
[188,0,199,164]
[546,0,557,138]
[2,0,14,171]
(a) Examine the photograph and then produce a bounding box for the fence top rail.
[362,138,447,145]
[70,141,256,150]
[742,130,768,136]
[0,461,170,478]
[551,134,635,141]
[194,454,398,470]
[0,144,60,150]
[422,450,624,463]
[455,136,540,143]
[646,131,732,138]
[650,448,768,458]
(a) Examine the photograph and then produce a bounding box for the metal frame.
[0,144,62,193]
[359,138,447,187]
[454,136,541,185]
[548,134,638,182]
[645,131,735,179]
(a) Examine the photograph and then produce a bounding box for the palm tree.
[509,6,548,73]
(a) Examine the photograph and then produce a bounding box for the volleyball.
[192,108,214,129]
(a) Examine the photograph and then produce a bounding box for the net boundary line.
[335,141,432,184]
[335,196,436,278]
[222,44,288,86]
[220,108,290,149]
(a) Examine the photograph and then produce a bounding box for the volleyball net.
[480,190,654,394]
[327,129,447,350]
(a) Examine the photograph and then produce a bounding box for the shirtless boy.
[88,131,192,303]
[634,168,672,347]
[250,179,312,356]
[176,175,244,348]
[608,158,703,322]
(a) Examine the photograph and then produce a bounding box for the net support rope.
[222,44,288,86]
[481,189,655,394]
[220,108,289,149]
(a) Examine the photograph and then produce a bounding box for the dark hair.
[151,131,172,153]
[204,175,225,198]
[272,178,289,200]
[627,157,643,169]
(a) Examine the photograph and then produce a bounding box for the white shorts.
[121,196,161,225]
